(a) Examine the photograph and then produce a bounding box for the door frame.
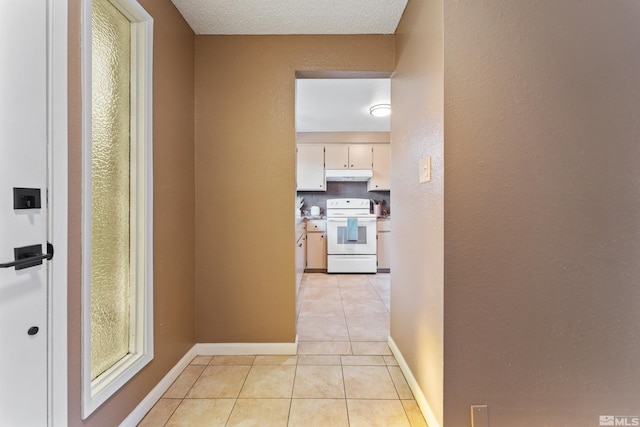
[47,0,68,425]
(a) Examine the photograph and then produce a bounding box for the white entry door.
[0,1,50,425]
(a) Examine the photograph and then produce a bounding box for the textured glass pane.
[91,0,132,380]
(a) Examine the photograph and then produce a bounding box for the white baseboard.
[388,336,441,427]
[119,344,198,427]
[197,337,298,355]
[120,337,298,426]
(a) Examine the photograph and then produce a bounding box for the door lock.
[13,188,41,209]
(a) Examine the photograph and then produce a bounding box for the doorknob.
[0,242,54,270]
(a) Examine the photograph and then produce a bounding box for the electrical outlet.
[471,405,489,427]
[419,156,431,183]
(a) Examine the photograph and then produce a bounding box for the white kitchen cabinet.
[297,145,325,191]
[325,144,372,170]
[324,145,349,169]
[377,219,391,271]
[348,144,373,169]
[368,144,391,191]
[306,219,327,270]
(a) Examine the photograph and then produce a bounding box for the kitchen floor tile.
[347,399,411,427]
[186,365,251,399]
[297,354,342,365]
[301,286,342,301]
[402,400,429,427]
[388,366,414,399]
[298,299,344,317]
[209,355,256,366]
[138,398,181,427]
[337,274,372,287]
[303,273,339,288]
[288,399,349,427]
[351,341,392,355]
[190,355,213,365]
[164,398,235,427]
[163,365,205,399]
[292,365,345,398]
[346,315,390,341]
[297,315,350,341]
[226,399,290,427]
[238,365,295,398]
[342,299,389,317]
[253,355,297,365]
[296,341,351,355]
[341,355,386,366]
[343,365,399,399]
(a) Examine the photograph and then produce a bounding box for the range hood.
[325,169,373,181]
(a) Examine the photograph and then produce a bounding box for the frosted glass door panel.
[91,0,132,380]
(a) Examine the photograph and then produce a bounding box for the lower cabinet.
[295,221,306,293]
[306,219,327,270]
[377,219,391,271]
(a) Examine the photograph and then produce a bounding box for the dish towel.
[347,218,359,241]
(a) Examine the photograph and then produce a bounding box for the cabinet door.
[295,233,306,293]
[348,145,373,169]
[306,232,327,269]
[324,145,349,169]
[368,145,391,191]
[297,145,325,191]
[377,231,391,270]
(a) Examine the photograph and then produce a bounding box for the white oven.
[326,198,377,273]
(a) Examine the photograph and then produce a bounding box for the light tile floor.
[139,273,427,426]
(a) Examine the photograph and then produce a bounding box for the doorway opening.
[294,72,392,351]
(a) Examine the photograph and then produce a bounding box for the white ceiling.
[296,79,390,132]
[171,0,408,35]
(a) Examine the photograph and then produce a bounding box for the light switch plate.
[419,156,431,183]
[471,405,489,427]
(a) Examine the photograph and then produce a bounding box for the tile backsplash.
[297,182,390,216]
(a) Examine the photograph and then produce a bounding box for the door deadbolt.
[27,326,39,336]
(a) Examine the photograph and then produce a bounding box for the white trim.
[118,345,198,427]
[81,0,154,418]
[197,339,299,356]
[388,336,441,427]
[48,0,68,425]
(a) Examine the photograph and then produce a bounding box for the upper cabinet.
[297,145,325,191]
[325,144,372,170]
[368,144,391,191]
[297,143,391,192]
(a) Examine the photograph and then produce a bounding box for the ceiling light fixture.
[369,103,391,117]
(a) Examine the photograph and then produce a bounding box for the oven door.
[326,217,377,255]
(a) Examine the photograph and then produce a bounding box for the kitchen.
[294,78,392,292]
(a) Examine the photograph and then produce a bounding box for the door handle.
[0,242,54,270]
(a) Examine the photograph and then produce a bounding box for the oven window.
[336,226,369,244]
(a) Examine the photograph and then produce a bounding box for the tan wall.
[443,1,640,425]
[67,1,196,425]
[390,0,444,425]
[194,36,395,342]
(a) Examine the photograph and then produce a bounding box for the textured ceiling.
[170,0,408,35]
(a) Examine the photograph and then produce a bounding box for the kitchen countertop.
[297,215,389,223]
